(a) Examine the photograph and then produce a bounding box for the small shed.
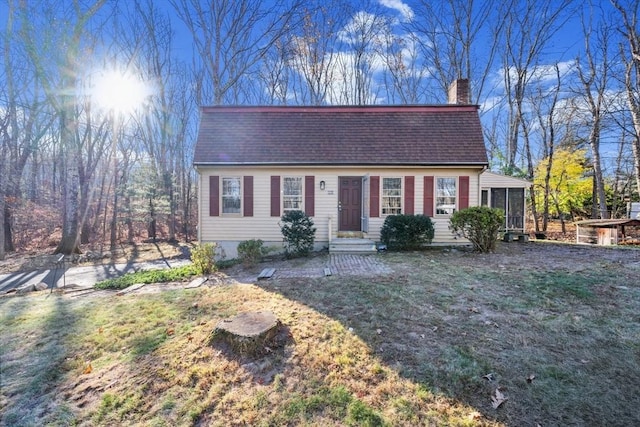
[480,171,532,233]
[575,218,640,245]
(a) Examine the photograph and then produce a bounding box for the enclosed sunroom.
[479,171,532,234]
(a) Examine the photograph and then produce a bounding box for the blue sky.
[0,0,633,171]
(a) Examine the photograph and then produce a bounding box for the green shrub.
[190,243,217,275]
[237,239,269,266]
[279,210,316,258]
[94,264,197,290]
[449,206,504,253]
[379,214,434,250]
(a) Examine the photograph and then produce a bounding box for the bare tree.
[409,0,504,104]
[333,5,389,105]
[125,0,197,242]
[501,0,573,172]
[378,25,434,104]
[20,0,107,254]
[76,82,111,244]
[169,0,300,105]
[611,0,640,199]
[287,3,346,105]
[575,10,614,219]
[2,1,55,253]
[531,64,563,231]
[0,71,6,260]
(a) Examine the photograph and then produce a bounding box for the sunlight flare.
[92,69,149,114]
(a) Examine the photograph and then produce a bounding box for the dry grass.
[1,242,639,426]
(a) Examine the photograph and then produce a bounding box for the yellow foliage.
[534,149,592,216]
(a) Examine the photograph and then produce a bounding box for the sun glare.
[93,70,149,114]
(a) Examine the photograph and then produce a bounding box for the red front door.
[339,177,362,231]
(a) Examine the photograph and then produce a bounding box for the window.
[436,177,456,215]
[507,188,525,229]
[382,177,402,215]
[222,177,241,214]
[283,177,303,212]
[481,190,489,207]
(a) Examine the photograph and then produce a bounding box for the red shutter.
[370,176,380,217]
[404,176,414,215]
[270,176,280,217]
[459,176,470,210]
[423,176,434,217]
[305,176,315,216]
[209,176,219,216]
[243,176,253,217]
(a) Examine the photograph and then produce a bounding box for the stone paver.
[328,254,392,276]
[270,254,392,279]
[1,254,392,296]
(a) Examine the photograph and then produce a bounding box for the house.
[193,80,490,257]
[479,171,532,235]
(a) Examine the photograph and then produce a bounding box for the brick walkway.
[271,254,392,279]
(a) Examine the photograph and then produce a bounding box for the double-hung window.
[283,177,303,212]
[221,177,241,214]
[436,177,456,215]
[382,177,402,215]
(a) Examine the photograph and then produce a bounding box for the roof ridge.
[200,105,479,113]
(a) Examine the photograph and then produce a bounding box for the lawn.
[1,242,639,426]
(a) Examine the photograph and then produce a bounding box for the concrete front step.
[336,231,365,238]
[329,238,377,254]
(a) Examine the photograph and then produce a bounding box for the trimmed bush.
[190,243,217,275]
[237,239,269,266]
[449,206,504,253]
[380,214,434,250]
[279,210,316,258]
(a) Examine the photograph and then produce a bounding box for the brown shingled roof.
[193,105,488,166]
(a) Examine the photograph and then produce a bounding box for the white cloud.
[378,0,414,21]
[496,60,576,91]
[338,11,385,45]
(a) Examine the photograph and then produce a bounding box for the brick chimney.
[447,79,470,104]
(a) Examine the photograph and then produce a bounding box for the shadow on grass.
[0,293,81,426]
[254,248,640,426]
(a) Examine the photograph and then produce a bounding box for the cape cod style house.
[194,80,491,257]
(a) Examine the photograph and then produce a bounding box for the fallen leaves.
[483,372,496,382]
[491,388,508,409]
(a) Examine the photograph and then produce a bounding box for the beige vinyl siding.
[196,166,483,256]
[480,171,531,189]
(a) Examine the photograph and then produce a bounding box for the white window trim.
[282,176,304,213]
[435,176,457,216]
[381,177,403,216]
[221,176,242,216]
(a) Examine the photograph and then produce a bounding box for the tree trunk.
[210,311,281,356]
[0,185,5,261]
[55,110,82,255]
[3,206,15,252]
[612,1,640,200]
[109,165,119,251]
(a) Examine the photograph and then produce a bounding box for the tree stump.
[210,311,281,356]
